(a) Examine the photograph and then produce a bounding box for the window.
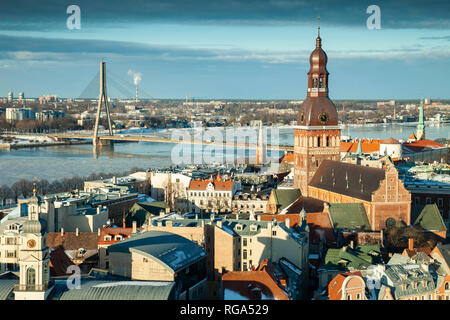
[445,282,449,291]
[243,238,247,246]
[438,198,443,207]
[426,197,431,204]
[143,258,148,262]
[414,197,420,205]
[243,250,247,259]
[272,230,277,236]
[356,293,361,300]
[243,262,247,271]
[26,268,36,286]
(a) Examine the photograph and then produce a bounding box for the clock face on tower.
[319,112,329,124]
[27,239,36,248]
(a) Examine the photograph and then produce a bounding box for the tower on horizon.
[416,99,425,140]
[293,28,341,196]
[93,61,114,146]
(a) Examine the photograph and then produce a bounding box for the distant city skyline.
[0,0,449,100]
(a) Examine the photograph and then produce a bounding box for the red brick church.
[293,29,411,231]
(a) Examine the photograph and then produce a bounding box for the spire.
[356,140,363,155]
[316,16,322,48]
[417,99,425,140]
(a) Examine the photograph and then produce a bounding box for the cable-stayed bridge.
[78,67,153,100]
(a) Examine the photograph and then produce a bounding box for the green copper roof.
[356,140,363,155]
[413,204,446,232]
[328,203,371,231]
[321,245,381,271]
[127,202,169,226]
[272,189,301,212]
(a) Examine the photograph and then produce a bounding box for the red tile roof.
[188,179,233,191]
[98,227,136,245]
[222,262,290,300]
[340,140,381,153]
[307,212,336,244]
[381,137,400,144]
[328,271,363,300]
[403,139,445,152]
[280,153,294,164]
[50,245,75,276]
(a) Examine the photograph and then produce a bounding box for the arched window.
[26,267,36,286]
[445,282,449,290]
[317,137,321,147]
[326,136,330,147]
[319,77,323,88]
[313,78,318,88]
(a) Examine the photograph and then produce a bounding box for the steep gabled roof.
[328,203,371,231]
[309,160,386,202]
[413,204,447,232]
[270,189,301,212]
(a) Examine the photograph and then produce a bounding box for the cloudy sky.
[0,0,449,99]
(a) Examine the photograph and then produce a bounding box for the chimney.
[122,217,126,228]
[195,214,199,220]
[97,206,100,214]
[75,228,79,236]
[257,215,261,221]
[60,227,64,236]
[236,214,239,220]
[132,220,137,234]
[285,218,290,228]
[97,228,101,236]
[166,220,173,227]
[350,240,354,249]
[408,238,414,251]
[216,220,223,228]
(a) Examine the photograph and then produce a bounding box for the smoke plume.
[128,69,142,85]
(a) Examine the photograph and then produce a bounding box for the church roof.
[381,137,400,144]
[309,160,386,202]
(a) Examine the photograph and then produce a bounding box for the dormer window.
[250,225,257,232]
[115,235,123,241]
[104,235,112,241]
[235,224,243,231]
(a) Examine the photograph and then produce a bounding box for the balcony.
[14,281,54,292]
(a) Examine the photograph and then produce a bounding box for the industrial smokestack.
[128,70,142,103]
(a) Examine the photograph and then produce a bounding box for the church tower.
[14,185,52,300]
[294,28,341,196]
[416,99,425,140]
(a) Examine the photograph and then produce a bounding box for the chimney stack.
[408,238,414,251]
[236,214,239,220]
[350,240,354,249]
[285,218,290,229]
[97,228,101,236]
[75,228,79,236]
[97,206,101,214]
[132,220,137,234]
[60,227,64,236]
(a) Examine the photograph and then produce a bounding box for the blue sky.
[0,0,448,99]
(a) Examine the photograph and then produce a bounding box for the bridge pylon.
[93,61,114,146]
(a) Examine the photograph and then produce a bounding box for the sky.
[0,0,449,100]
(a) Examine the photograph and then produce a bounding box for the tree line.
[0,166,146,206]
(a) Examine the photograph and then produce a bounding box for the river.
[0,122,448,187]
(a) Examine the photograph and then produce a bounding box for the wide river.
[0,122,448,187]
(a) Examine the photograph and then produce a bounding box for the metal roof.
[57,280,175,300]
[108,230,206,273]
